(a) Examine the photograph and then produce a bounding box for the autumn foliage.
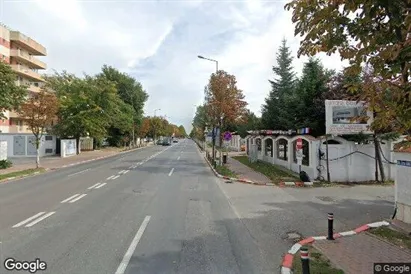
[285,0,411,134]
[204,70,248,140]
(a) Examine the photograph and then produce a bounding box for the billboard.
[325,100,374,135]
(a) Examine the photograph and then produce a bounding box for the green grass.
[292,245,344,274]
[216,165,237,178]
[369,226,411,250]
[0,168,46,181]
[232,156,298,184]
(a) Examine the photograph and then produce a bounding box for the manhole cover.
[316,196,335,202]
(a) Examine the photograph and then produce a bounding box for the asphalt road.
[0,139,272,274]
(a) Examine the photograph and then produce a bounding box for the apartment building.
[0,24,47,133]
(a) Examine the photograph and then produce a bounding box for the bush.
[0,159,12,169]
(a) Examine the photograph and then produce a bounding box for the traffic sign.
[296,138,303,150]
[223,131,232,141]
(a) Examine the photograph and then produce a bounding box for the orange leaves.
[18,90,59,136]
[205,70,248,128]
[138,117,151,137]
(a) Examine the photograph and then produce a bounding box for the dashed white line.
[168,168,174,176]
[123,170,129,174]
[61,194,81,203]
[69,194,87,203]
[12,212,46,228]
[95,183,107,189]
[25,212,55,227]
[107,175,115,180]
[177,156,181,160]
[67,168,91,177]
[88,183,102,189]
[119,170,127,174]
[112,175,120,180]
[115,216,151,274]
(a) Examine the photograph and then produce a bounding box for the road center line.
[88,183,101,189]
[123,170,129,174]
[112,175,120,180]
[67,168,90,177]
[12,212,46,228]
[115,216,151,274]
[69,194,87,203]
[95,183,107,189]
[61,194,80,203]
[168,168,174,176]
[177,156,180,160]
[107,175,115,180]
[25,212,55,227]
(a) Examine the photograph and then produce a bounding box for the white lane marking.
[61,194,81,203]
[168,168,174,176]
[88,183,102,189]
[95,183,107,189]
[112,175,120,180]
[115,216,151,274]
[25,212,56,227]
[12,212,46,228]
[118,170,127,174]
[177,156,180,160]
[107,175,115,180]
[69,194,87,203]
[122,170,130,174]
[67,168,90,177]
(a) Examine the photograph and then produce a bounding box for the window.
[277,139,288,161]
[45,135,53,141]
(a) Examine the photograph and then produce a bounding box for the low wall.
[0,141,7,160]
[246,134,400,182]
[395,152,411,224]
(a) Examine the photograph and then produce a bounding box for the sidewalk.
[314,231,411,274]
[0,144,152,175]
[203,145,271,185]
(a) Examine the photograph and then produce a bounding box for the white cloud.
[2,0,347,133]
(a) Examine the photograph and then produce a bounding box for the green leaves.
[0,62,28,119]
[286,0,411,134]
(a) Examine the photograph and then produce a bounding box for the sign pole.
[325,135,331,182]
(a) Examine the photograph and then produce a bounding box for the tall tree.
[18,90,59,168]
[285,0,411,134]
[98,65,149,145]
[0,61,28,120]
[235,110,262,138]
[261,38,296,130]
[204,70,248,146]
[292,58,334,136]
[178,125,187,137]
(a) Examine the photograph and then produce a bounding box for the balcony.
[9,31,47,56]
[10,49,46,69]
[11,65,44,82]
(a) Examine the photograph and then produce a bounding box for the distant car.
[162,138,171,146]
[173,139,178,143]
[156,140,162,145]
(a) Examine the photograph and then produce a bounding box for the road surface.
[0,140,272,274]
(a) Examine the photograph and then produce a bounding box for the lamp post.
[198,55,219,167]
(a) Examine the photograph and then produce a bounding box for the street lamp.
[198,54,219,167]
[198,55,218,73]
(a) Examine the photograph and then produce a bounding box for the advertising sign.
[325,100,374,135]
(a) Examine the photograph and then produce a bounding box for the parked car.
[162,138,171,146]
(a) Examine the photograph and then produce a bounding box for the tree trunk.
[376,140,386,182]
[76,137,80,155]
[36,139,40,169]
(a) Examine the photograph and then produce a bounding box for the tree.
[98,65,148,145]
[292,58,334,136]
[285,0,411,134]
[0,61,28,120]
[18,91,58,168]
[204,70,248,146]
[235,110,262,138]
[138,117,151,139]
[261,38,296,130]
[178,125,187,137]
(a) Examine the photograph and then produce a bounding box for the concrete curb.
[0,145,152,183]
[203,155,271,186]
[279,181,316,187]
[280,220,390,274]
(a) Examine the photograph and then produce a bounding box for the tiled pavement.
[225,157,272,185]
[314,233,411,274]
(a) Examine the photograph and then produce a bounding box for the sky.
[1,0,347,133]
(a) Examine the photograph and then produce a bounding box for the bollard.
[300,246,310,274]
[327,213,334,240]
